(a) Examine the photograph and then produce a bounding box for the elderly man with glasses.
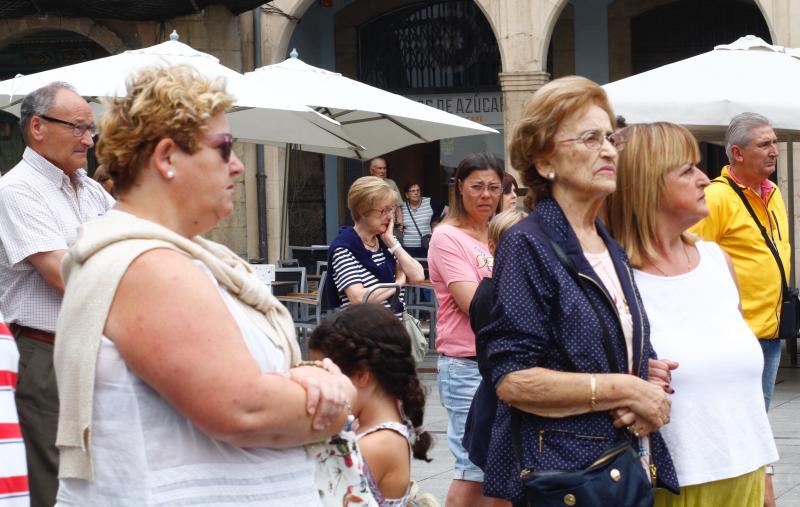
[0,82,114,507]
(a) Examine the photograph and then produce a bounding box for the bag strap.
[548,238,622,373]
[405,201,424,238]
[510,237,627,484]
[724,177,789,290]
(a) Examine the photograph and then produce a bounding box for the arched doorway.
[624,0,771,178]
[0,30,110,174]
[342,0,503,216]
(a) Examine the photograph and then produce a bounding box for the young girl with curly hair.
[309,304,433,507]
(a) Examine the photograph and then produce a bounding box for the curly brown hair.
[96,65,234,194]
[509,76,615,211]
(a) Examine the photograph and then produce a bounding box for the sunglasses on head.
[203,133,234,162]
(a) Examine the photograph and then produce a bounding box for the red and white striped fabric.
[0,320,28,506]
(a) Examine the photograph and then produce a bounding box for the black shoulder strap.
[405,201,423,238]
[724,177,788,289]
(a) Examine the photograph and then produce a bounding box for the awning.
[0,1,270,21]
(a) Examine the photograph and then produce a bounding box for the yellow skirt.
[655,467,765,507]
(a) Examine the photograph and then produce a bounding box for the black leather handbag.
[510,239,654,507]
[725,177,800,340]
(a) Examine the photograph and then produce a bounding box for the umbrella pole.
[788,136,797,365]
[280,144,290,260]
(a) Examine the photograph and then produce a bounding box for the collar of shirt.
[724,164,773,204]
[22,147,89,191]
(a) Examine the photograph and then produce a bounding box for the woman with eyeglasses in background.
[427,153,507,507]
[327,176,424,318]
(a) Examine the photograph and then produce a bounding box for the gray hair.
[19,82,78,145]
[725,112,772,162]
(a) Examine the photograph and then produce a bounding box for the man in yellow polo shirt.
[690,112,788,413]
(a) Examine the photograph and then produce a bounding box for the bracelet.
[388,240,402,254]
[297,360,327,370]
[765,464,775,476]
[590,374,597,411]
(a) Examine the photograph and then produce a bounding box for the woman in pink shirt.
[428,152,504,507]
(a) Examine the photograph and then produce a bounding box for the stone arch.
[262,0,316,63]
[538,0,571,71]
[0,16,126,55]
[471,0,506,70]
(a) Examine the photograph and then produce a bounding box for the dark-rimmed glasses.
[203,133,234,162]
[38,114,96,138]
[371,206,396,217]
[559,129,626,152]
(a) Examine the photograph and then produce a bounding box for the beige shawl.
[54,213,300,480]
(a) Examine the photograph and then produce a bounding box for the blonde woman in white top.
[605,122,778,507]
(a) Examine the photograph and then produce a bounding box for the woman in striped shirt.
[327,176,425,316]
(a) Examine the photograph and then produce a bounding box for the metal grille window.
[358,0,500,93]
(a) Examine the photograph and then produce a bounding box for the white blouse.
[634,241,778,486]
[56,261,320,506]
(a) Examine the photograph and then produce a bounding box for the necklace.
[652,241,692,276]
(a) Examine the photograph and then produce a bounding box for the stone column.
[499,70,550,182]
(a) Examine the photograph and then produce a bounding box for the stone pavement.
[412,348,800,506]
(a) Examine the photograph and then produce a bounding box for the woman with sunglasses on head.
[427,152,507,507]
[53,65,356,506]
[327,176,425,317]
[477,77,677,505]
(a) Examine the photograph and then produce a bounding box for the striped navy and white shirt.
[330,247,404,317]
[401,197,436,248]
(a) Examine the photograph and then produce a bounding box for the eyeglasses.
[559,129,626,152]
[465,183,502,195]
[407,188,421,194]
[38,114,97,138]
[203,133,234,162]
[371,206,396,217]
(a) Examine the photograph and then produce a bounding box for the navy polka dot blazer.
[479,197,678,502]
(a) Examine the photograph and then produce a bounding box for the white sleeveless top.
[357,421,413,507]
[56,262,320,506]
[634,241,778,486]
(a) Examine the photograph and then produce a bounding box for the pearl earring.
[166,170,175,179]
[546,171,555,181]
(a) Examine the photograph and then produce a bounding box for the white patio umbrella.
[603,35,800,134]
[241,50,498,159]
[0,31,363,152]
[603,35,800,334]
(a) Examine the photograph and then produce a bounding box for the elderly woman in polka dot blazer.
[477,76,678,505]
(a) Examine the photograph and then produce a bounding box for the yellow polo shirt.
[689,166,790,339]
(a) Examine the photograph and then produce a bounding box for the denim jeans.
[438,355,484,482]
[759,339,782,411]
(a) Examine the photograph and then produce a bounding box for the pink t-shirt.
[428,224,494,357]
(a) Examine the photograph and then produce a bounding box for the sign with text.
[407,92,503,129]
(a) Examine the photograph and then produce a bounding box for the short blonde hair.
[96,65,234,194]
[604,122,701,268]
[348,176,399,221]
[510,76,615,211]
[488,209,528,246]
